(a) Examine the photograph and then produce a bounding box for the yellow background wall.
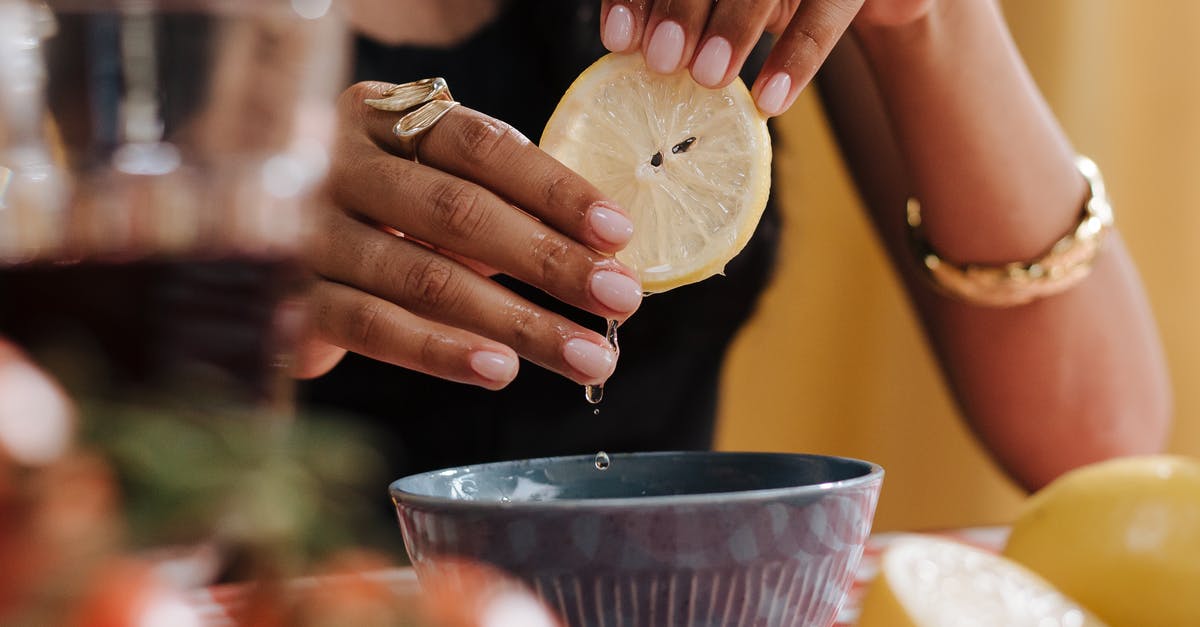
[716,0,1200,531]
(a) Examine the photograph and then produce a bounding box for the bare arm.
[816,0,1171,490]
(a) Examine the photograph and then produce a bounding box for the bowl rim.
[388,450,885,511]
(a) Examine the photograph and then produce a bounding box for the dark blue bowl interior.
[390,451,879,504]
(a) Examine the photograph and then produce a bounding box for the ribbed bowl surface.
[391,451,883,627]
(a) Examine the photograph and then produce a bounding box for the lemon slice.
[856,535,1107,627]
[540,53,771,293]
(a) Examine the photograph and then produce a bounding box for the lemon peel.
[1003,455,1200,627]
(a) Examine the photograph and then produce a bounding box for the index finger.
[420,108,635,254]
[353,84,635,255]
[751,0,864,117]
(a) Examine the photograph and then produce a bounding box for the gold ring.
[364,77,460,161]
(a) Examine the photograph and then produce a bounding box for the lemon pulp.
[857,535,1106,627]
[541,53,771,293]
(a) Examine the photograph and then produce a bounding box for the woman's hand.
[598,0,933,116]
[296,82,642,390]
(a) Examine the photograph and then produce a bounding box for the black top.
[300,0,782,481]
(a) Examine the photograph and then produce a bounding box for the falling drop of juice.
[585,383,603,404]
[594,451,611,471]
[583,319,620,404]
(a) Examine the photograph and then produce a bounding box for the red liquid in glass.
[0,256,302,412]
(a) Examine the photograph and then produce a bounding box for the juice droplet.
[594,451,611,470]
[585,383,604,404]
[593,408,600,416]
[583,319,620,405]
[500,496,511,504]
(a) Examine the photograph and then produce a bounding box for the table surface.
[187,527,1010,626]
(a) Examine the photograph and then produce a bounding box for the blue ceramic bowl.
[390,451,883,627]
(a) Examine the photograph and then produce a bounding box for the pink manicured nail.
[645,20,685,74]
[563,338,617,380]
[692,37,732,88]
[590,271,642,313]
[469,351,518,383]
[756,72,792,116]
[587,204,634,246]
[603,4,635,52]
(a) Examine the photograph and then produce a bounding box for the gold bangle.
[907,155,1114,307]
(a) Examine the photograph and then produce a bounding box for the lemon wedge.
[856,535,1107,627]
[1003,455,1200,627]
[540,53,771,293]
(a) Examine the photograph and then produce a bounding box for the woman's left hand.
[598,0,933,116]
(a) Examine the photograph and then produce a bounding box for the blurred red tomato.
[418,558,561,627]
[68,558,201,627]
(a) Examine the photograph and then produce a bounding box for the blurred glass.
[0,0,347,415]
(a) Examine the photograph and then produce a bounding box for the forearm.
[820,0,1171,490]
[855,0,1082,261]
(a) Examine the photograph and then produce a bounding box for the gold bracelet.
[906,156,1114,307]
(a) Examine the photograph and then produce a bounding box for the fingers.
[349,84,635,255]
[416,108,635,253]
[306,281,522,390]
[599,1,865,117]
[600,1,650,53]
[293,338,348,380]
[322,82,636,388]
[750,0,865,116]
[690,0,780,88]
[605,0,776,85]
[641,0,712,75]
[332,133,642,322]
[310,211,620,386]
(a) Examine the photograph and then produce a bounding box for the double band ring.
[364,77,460,161]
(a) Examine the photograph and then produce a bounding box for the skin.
[821,1,1172,490]
[343,0,507,47]
[298,89,642,389]
[304,0,1170,489]
[600,0,867,114]
[0,0,1168,517]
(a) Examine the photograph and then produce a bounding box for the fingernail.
[692,37,732,88]
[603,4,634,52]
[590,270,642,313]
[756,72,792,116]
[588,204,634,246]
[645,20,685,74]
[563,338,617,381]
[469,351,518,383]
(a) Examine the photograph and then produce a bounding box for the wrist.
[846,0,1086,263]
[851,0,961,61]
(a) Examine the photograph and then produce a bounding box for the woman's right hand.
[598,0,935,117]
[295,82,642,390]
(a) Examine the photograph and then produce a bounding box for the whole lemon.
[1002,455,1200,627]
